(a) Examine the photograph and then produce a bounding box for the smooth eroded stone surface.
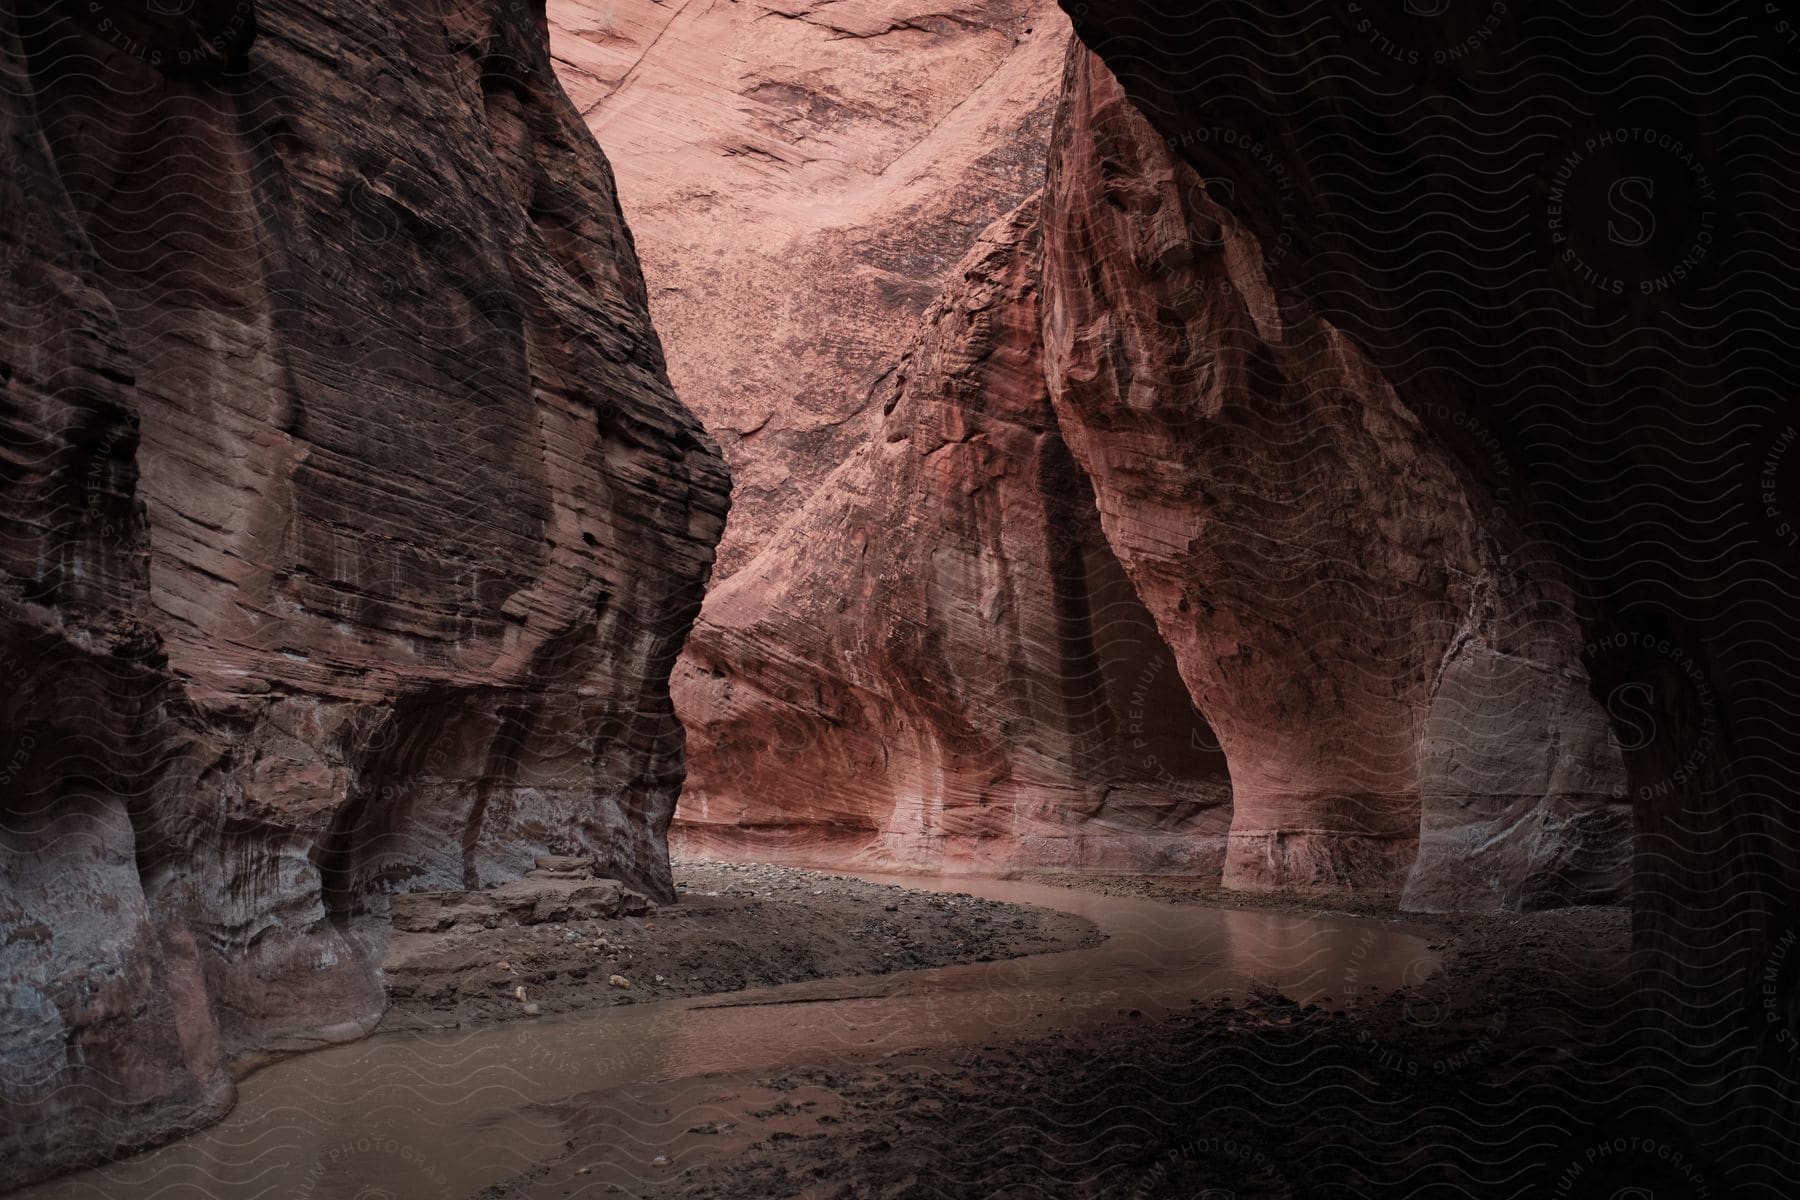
[674,197,1231,873]
[549,0,1066,576]
[1039,46,1629,901]
[0,0,725,1185]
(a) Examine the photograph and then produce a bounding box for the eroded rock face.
[1052,0,1798,1181]
[548,0,1065,576]
[595,4,1628,904]
[549,1,1227,873]
[675,198,1230,872]
[0,0,725,1185]
[1038,47,1629,903]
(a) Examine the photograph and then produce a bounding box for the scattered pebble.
[686,1121,735,1135]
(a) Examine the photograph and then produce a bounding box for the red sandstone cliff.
[547,1,1232,873]
[0,0,725,1185]
[637,23,1626,905]
[674,198,1230,871]
[1039,48,1630,907]
[549,0,1065,576]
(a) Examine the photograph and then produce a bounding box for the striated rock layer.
[549,0,1066,576]
[1039,48,1629,906]
[675,198,1229,872]
[0,0,725,1186]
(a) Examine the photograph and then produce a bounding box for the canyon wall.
[1051,0,1799,1187]
[547,1,1239,871]
[1039,48,1629,907]
[676,198,1230,871]
[549,0,1065,576]
[0,0,725,1186]
[599,0,1628,904]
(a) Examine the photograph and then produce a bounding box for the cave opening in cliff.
[3,0,1794,1198]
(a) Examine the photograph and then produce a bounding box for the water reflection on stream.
[20,873,1436,1199]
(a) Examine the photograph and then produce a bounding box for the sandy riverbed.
[380,861,1101,1031]
[17,869,1637,1200]
[481,874,1638,1200]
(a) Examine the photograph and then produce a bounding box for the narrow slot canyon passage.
[1,2,1795,1199]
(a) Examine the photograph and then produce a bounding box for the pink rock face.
[577,8,1624,904]
[674,198,1230,872]
[548,0,1066,576]
[0,0,724,1186]
[549,1,1224,874]
[1039,47,1629,901]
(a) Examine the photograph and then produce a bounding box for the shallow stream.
[21,873,1436,1199]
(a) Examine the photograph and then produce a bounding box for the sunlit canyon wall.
[558,1,1630,902]
[550,0,1235,874]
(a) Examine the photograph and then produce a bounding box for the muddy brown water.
[18,873,1436,1199]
